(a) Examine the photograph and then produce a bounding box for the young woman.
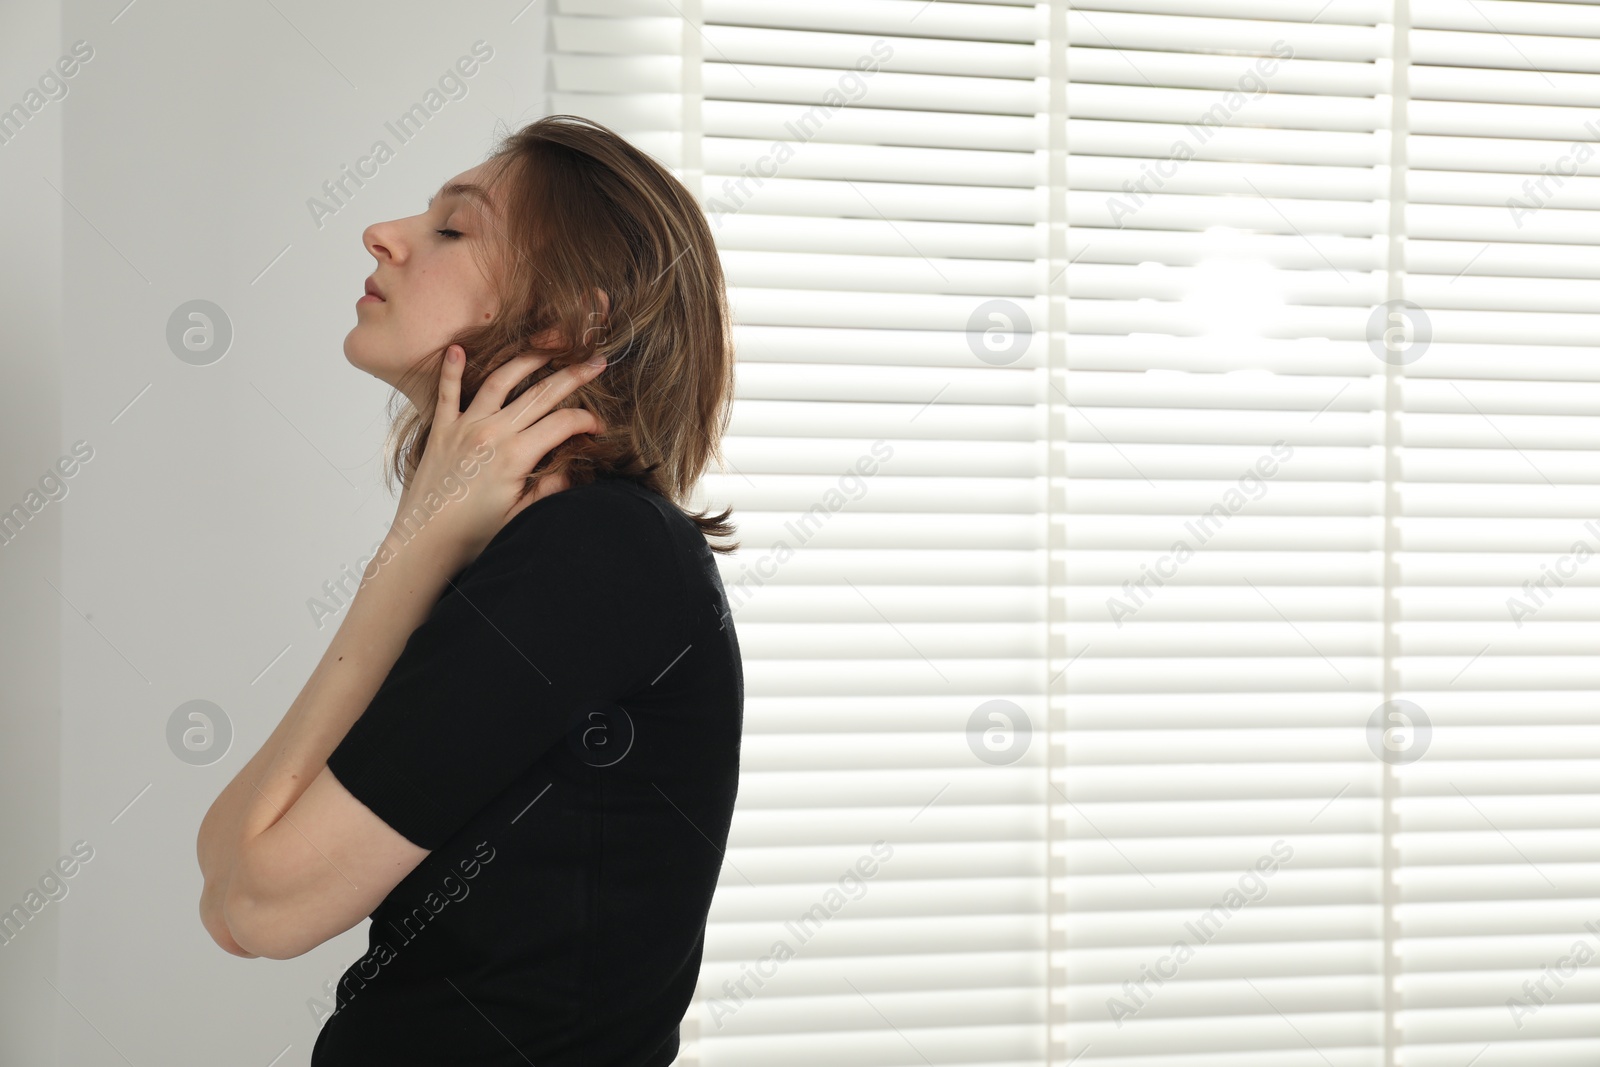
[196,115,744,1066]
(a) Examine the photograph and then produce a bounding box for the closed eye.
[436,228,464,240]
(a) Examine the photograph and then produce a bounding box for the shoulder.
[475,478,688,591]
[453,479,693,647]
[506,477,676,544]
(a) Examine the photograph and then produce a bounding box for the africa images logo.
[567,703,635,768]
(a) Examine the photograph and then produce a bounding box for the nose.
[362,220,398,265]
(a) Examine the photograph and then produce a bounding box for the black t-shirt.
[311,476,743,1067]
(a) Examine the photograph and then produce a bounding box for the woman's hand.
[390,344,606,574]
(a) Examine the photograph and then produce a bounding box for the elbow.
[219,848,312,961]
[199,879,260,959]
[210,923,261,960]
[221,879,307,961]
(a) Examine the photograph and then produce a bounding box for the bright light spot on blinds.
[1186,226,1285,343]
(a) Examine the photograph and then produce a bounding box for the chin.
[343,329,382,376]
[346,336,428,400]
[342,341,368,375]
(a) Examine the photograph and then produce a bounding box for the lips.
[364,277,385,301]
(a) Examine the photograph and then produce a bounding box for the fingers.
[464,350,556,420]
[501,356,607,432]
[515,405,605,462]
[435,345,465,420]
[500,409,605,522]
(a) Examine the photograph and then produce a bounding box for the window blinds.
[551,2,1600,1065]
[1057,3,1392,1066]
[1399,2,1600,1065]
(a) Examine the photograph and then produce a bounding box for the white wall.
[0,0,65,1064]
[2,3,547,1063]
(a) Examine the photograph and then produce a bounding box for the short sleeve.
[325,484,683,850]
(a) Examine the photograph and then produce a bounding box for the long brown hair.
[384,114,738,551]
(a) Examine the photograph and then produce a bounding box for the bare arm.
[196,518,460,946]
[195,347,604,957]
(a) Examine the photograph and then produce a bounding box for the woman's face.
[344,160,505,404]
